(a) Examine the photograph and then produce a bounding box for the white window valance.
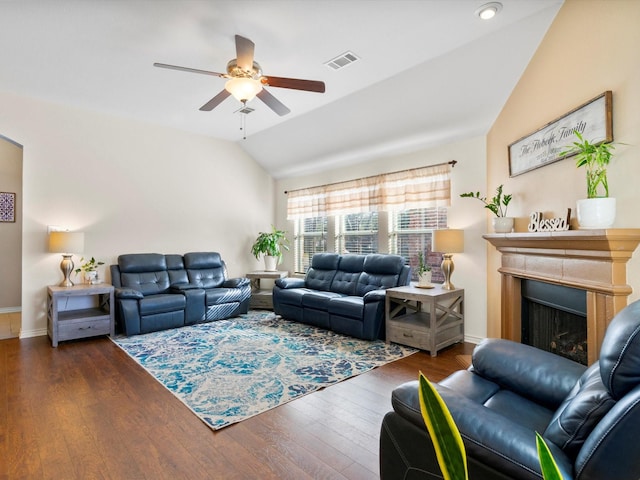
[286,163,451,219]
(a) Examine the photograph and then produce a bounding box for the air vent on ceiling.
[324,51,360,70]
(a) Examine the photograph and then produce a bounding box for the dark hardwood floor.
[0,332,474,479]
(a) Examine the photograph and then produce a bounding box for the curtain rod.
[284,159,457,194]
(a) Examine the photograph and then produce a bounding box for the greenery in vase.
[418,372,563,480]
[74,257,104,275]
[251,225,290,262]
[417,251,431,275]
[558,131,616,198]
[460,185,512,217]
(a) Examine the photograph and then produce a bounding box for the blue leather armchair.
[380,300,640,480]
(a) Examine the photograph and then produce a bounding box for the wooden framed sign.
[508,91,613,177]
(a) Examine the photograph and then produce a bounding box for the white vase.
[576,198,616,229]
[85,270,98,284]
[263,255,278,272]
[418,271,432,287]
[492,217,514,233]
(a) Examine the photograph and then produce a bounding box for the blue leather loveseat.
[380,299,640,480]
[272,253,410,340]
[110,252,250,336]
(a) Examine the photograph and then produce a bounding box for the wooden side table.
[246,271,288,309]
[47,283,115,347]
[385,284,464,356]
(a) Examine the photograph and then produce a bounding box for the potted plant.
[460,185,514,233]
[416,251,432,287]
[74,256,104,284]
[559,131,617,228]
[251,225,290,271]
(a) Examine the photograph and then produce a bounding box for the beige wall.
[276,136,489,343]
[0,136,22,310]
[0,91,274,338]
[486,0,640,337]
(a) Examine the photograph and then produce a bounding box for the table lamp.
[48,231,84,287]
[433,229,464,290]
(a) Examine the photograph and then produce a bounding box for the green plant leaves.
[536,432,563,480]
[418,372,468,480]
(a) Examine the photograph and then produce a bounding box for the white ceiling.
[0,0,563,178]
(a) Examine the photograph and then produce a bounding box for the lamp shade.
[433,229,464,253]
[48,231,84,254]
[225,77,263,102]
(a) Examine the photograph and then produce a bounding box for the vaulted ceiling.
[0,0,563,178]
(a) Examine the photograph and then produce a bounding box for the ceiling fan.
[154,35,326,116]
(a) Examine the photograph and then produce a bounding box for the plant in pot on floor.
[251,225,290,271]
[416,251,432,287]
[559,131,618,229]
[74,257,104,284]
[460,185,513,233]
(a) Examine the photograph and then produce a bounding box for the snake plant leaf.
[418,372,468,480]
[536,432,563,480]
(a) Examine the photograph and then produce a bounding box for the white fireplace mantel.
[484,229,640,363]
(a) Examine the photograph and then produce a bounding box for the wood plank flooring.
[0,333,473,479]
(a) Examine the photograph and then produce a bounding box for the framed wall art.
[0,192,16,222]
[508,91,613,177]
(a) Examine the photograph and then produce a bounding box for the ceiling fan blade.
[260,76,325,93]
[235,35,255,72]
[154,62,225,77]
[199,90,231,111]
[256,89,291,116]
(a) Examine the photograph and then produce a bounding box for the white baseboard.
[0,306,21,314]
[464,334,484,345]
[19,328,47,339]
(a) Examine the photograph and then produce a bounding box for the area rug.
[112,311,416,429]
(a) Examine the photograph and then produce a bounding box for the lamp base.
[59,254,75,287]
[441,253,455,290]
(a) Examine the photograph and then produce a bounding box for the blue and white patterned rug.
[112,311,416,429]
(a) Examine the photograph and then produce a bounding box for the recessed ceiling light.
[475,2,503,20]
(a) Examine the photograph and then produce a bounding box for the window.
[293,216,328,273]
[337,212,379,255]
[389,207,447,282]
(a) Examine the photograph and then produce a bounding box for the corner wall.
[0,92,274,338]
[486,0,640,337]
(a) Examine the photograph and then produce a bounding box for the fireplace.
[484,229,640,364]
[521,279,587,364]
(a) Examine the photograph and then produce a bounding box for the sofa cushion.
[204,287,248,306]
[139,294,186,315]
[356,254,405,296]
[331,254,365,295]
[328,296,364,319]
[185,252,226,289]
[599,300,640,399]
[544,363,615,457]
[301,291,344,310]
[121,271,171,296]
[305,253,340,291]
[276,287,311,307]
[118,253,166,273]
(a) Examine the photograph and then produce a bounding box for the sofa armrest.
[472,338,587,408]
[114,287,144,300]
[275,277,306,289]
[170,283,201,292]
[223,277,250,288]
[363,289,386,303]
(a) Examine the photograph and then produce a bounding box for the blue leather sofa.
[380,299,640,480]
[272,253,410,340]
[110,252,250,336]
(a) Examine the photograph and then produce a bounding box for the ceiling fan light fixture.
[475,2,502,20]
[225,77,263,102]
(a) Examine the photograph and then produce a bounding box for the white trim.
[0,306,21,314]
[464,334,484,345]
[19,328,47,339]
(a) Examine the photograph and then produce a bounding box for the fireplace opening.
[521,279,587,365]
